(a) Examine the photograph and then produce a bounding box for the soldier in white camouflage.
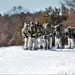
[44,23,53,49]
[35,21,45,49]
[27,22,38,50]
[53,24,63,49]
[66,26,75,49]
[22,22,29,50]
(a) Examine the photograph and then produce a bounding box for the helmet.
[30,22,34,24]
[67,26,72,29]
[35,21,39,25]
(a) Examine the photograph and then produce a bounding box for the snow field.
[0,46,75,74]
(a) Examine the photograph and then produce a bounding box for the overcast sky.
[0,0,61,15]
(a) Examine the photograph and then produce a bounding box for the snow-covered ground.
[0,46,75,74]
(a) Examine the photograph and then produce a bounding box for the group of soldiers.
[22,21,75,50]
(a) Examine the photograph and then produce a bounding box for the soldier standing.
[54,24,63,49]
[35,21,44,49]
[27,22,38,50]
[67,26,75,49]
[22,22,29,50]
[44,24,53,49]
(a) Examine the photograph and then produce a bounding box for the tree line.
[0,0,75,46]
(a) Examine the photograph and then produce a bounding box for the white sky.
[0,0,61,15]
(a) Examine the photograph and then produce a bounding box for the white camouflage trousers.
[37,36,42,48]
[68,38,74,49]
[41,36,52,49]
[41,36,46,49]
[55,37,62,49]
[45,36,52,49]
[28,37,37,49]
[23,38,28,49]
[48,37,52,49]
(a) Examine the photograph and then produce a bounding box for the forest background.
[0,0,75,46]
